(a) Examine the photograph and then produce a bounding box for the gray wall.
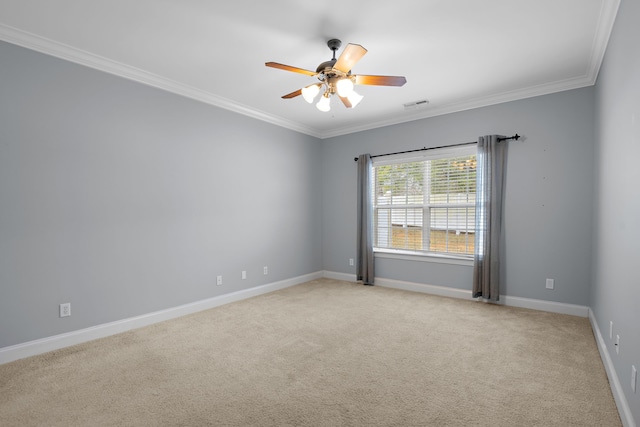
[1,9,637,420]
[593,0,640,421]
[322,88,595,306]
[0,41,323,348]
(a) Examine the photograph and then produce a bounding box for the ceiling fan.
[265,39,407,112]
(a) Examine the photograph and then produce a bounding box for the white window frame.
[372,145,476,265]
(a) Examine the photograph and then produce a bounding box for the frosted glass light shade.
[316,94,331,112]
[301,84,320,103]
[347,91,363,108]
[336,78,354,97]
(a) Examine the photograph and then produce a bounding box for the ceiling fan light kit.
[336,78,354,97]
[346,90,364,108]
[316,93,332,112]
[301,84,321,103]
[266,39,406,112]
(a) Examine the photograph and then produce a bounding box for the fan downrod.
[327,39,342,58]
[316,39,342,73]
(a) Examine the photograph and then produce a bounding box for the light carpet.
[0,278,621,426]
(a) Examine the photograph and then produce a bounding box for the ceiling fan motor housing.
[317,40,351,85]
[316,59,337,74]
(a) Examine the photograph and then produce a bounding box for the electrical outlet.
[609,321,613,339]
[217,275,222,286]
[263,266,268,275]
[59,303,71,318]
[616,335,620,355]
[242,271,247,280]
[545,278,554,289]
[632,365,637,393]
[349,258,354,266]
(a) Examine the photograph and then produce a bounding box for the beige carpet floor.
[0,278,621,426]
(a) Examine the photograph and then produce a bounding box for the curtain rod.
[353,134,520,162]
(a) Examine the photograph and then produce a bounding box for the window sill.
[374,249,473,266]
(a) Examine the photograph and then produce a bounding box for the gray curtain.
[356,154,374,285]
[473,135,507,301]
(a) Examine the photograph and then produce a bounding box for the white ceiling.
[0,0,620,139]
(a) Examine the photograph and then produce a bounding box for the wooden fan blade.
[333,44,367,73]
[265,62,317,76]
[339,96,353,109]
[355,75,407,86]
[282,89,303,99]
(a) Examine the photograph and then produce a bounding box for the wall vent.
[403,99,429,110]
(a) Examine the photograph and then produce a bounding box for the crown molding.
[1,0,619,141]
[318,1,621,139]
[318,74,596,139]
[0,24,323,139]
[587,0,621,84]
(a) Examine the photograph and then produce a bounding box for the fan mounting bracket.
[327,39,342,54]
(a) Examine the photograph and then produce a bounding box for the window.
[372,145,477,258]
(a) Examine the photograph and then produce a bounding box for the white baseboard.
[0,271,324,365]
[589,309,636,427]
[374,276,474,301]
[369,276,589,317]
[323,271,357,282]
[1,272,632,426]
[500,295,589,317]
